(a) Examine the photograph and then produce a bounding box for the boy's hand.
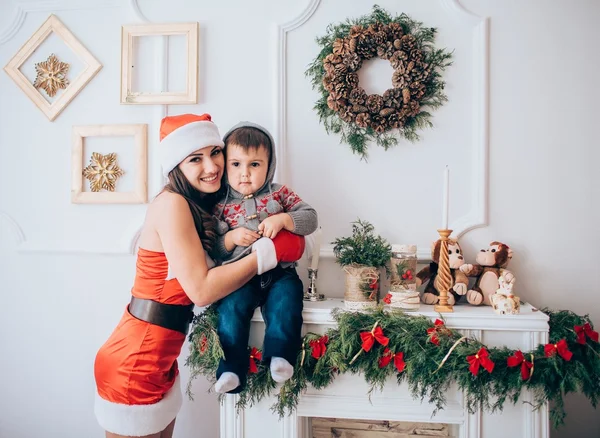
[258,213,293,239]
[228,227,261,247]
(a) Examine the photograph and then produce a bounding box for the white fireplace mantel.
[221,299,550,438]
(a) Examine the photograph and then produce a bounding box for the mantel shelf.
[251,298,549,332]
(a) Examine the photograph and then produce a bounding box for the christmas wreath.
[186,306,600,428]
[305,6,453,158]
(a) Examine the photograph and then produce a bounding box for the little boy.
[211,122,318,394]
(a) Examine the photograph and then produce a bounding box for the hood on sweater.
[222,121,276,199]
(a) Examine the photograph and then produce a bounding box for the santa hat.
[158,113,224,178]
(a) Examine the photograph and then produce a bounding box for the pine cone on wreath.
[379,107,395,117]
[401,34,417,51]
[342,52,362,72]
[373,31,387,46]
[410,82,426,100]
[356,35,378,59]
[409,48,425,63]
[339,108,356,123]
[402,88,411,104]
[323,54,343,73]
[355,113,371,128]
[349,88,367,105]
[390,52,408,70]
[377,42,396,60]
[348,37,358,53]
[334,63,348,75]
[333,38,350,55]
[386,112,403,129]
[387,23,404,40]
[351,104,368,113]
[410,63,431,82]
[366,94,384,114]
[382,88,403,109]
[326,95,339,111]
[371,115,388,133]
[392,69,410,89]
[349,25,365,38]
[323,77,336,94]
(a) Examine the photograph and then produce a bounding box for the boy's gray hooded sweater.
[212,121,318,264]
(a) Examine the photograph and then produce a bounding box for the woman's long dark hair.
[162,167,222,253]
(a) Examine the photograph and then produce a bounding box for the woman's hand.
[228,227,261,247]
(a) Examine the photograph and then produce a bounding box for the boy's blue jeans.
[216,265,304,394]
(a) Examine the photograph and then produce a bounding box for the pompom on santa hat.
[158,113,224,177]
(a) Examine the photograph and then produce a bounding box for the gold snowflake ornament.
[83,152,124,192]
[33,53,70,97]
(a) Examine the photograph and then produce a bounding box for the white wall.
[0,0,598,437]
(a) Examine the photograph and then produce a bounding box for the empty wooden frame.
[3,14,102,121]
[121,22,198,104]
[71,124,148,204]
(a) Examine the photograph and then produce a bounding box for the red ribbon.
[466,347,495,376]
[574,323,599,345]
[507,350,534,381]
[310,335,329,359]
[544,339,572,361]
[199,334,208,353]
[378,348,406,372]
[360,325,389,352]
[426,319,445,346]
[249,347,262,373]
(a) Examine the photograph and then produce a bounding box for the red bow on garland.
[360,323,389,352]
[544,339,572,361]
[466,347,495,376]
[427,319,445,346]
[198,334,208,354]
[574,323,599,345]
[249,347,262,374]
[507,350,534,381]
[350,321,389,364]
[378,348,406,372]
[310,335,329,359]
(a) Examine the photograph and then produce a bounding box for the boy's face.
[226,143,269,196]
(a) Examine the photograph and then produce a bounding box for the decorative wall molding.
[128,0,149,22]
[0,211,26,245]
[0,209,142,255]
[0,0,120,45]
[460,329,482,438]
[272,0,321,185]
[274,0,489,261]
[220,395,245,438]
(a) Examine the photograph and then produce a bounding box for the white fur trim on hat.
[94,374,182,436]
[159,121,224,177]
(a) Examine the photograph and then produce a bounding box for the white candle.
[310,227,322,270]
[442,166,449,229]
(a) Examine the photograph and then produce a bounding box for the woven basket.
[343,264,380,311]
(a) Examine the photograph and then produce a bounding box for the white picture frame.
[71,124,148,204]
[120,22,199,104]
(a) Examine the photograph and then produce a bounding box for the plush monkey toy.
[460,241,515,306]
[416,238,469,305]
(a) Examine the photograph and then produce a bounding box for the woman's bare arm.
[152,192,258,306]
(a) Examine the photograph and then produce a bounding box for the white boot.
[215,372,240,393]
[270,357,294,383]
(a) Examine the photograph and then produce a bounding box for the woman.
[93,113,304,438]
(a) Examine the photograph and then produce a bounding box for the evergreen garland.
[305,5,453,159]
[186,306,599,428]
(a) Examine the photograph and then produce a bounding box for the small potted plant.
[332,219,392,310]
